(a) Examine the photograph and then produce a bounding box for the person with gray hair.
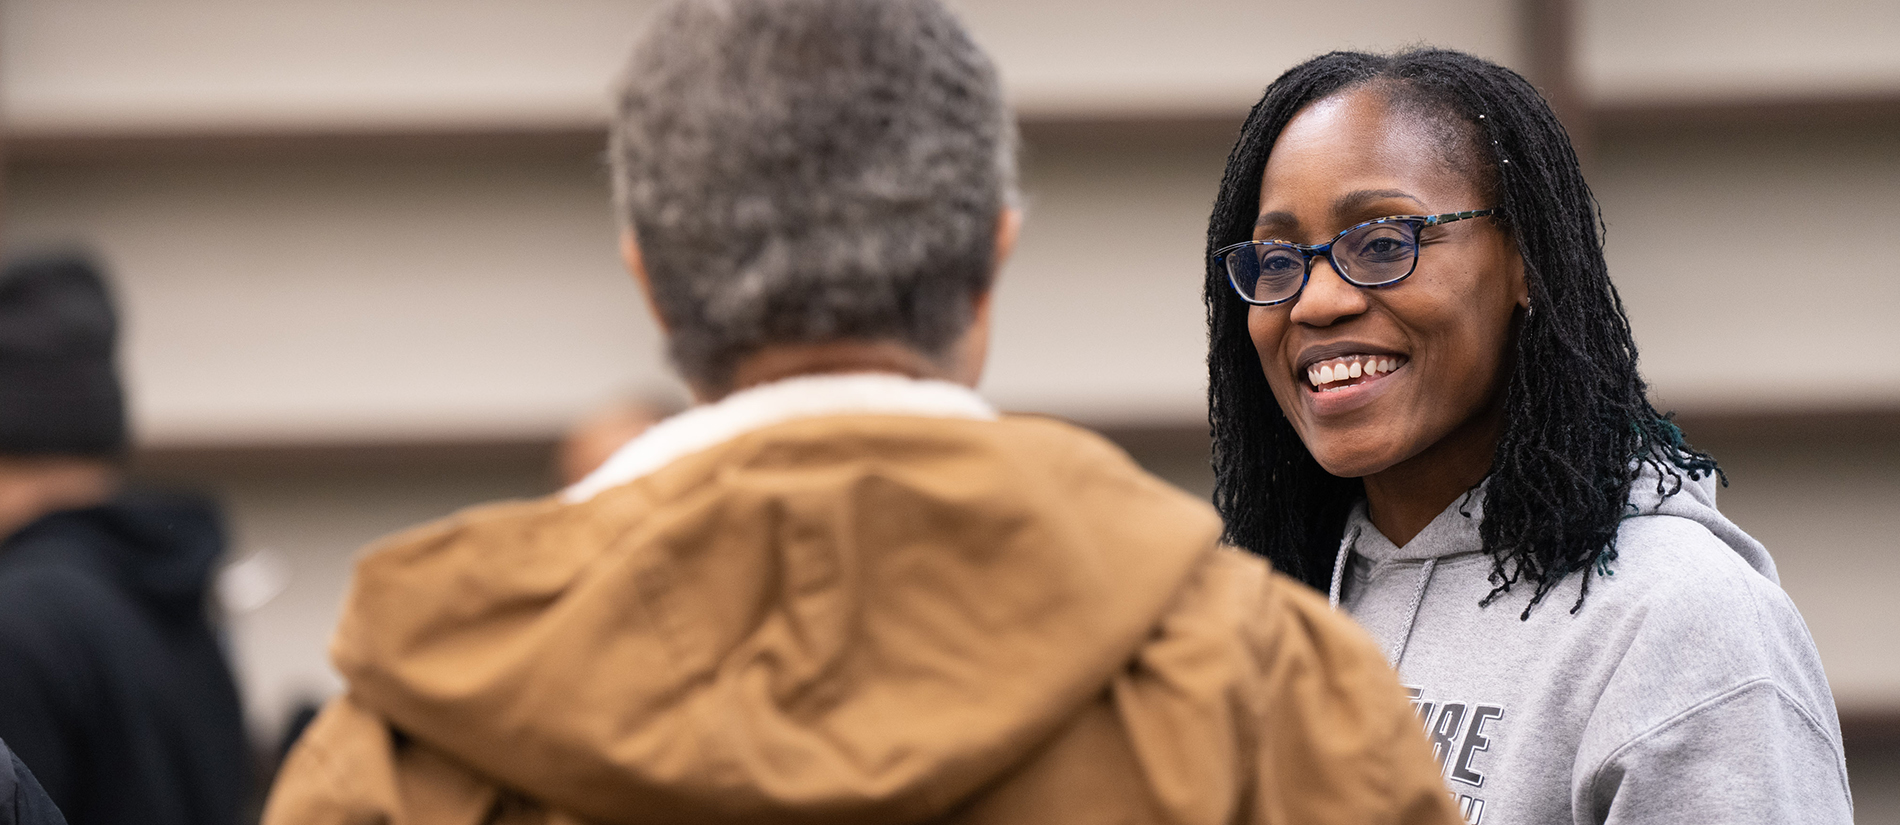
[263,2,1459,823]
[609,0,1018,396]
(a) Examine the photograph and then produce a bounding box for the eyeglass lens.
[1226,220,1420,305]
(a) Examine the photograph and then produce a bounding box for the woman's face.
[1247,87,1526,480]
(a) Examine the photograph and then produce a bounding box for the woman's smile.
[1294,345,1412,416]
[1304,354,1405,393]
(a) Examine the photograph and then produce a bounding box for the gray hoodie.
[1331,466,1852,824]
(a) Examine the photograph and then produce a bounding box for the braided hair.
[1205,48,1720,618]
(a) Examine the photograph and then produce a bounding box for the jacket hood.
[5,491,225,622]
[330,413,1224,825]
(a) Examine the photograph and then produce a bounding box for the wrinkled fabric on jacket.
[266,374,1459,825]
[0,494,250,825]
[1332,466,1851,824]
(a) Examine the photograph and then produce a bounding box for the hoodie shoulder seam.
[1581,676,1849,805]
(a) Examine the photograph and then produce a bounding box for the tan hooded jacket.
[265,404,1459,825]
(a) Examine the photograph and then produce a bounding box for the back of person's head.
[0,253,126,459]
[609,0,1016,395]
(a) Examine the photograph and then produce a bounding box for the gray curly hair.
[609,0,1018,392]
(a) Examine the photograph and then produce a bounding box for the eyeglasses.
[1214,208,1499,306]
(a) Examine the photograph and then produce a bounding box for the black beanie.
[0,254,127,457]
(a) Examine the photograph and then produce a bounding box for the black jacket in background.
[0,737,67,825]
[0,494,248,825]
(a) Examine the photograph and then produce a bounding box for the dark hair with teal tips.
[1204,48,1721,618]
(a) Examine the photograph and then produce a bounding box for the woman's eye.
[1260,254,1301,273]
[1355,235,1415,262]
[1250,251,1304,295]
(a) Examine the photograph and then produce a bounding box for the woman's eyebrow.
[1254,210,1297,230]
[1253,189,1430,231]
[1334,188,1427,215]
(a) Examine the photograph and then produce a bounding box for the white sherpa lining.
[562,372,998,503]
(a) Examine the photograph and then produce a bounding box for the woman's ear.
[1505,236,1531,313]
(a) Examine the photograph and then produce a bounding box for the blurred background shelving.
[3,0,1896,817]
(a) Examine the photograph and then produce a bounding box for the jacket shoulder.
[988,416,1180,484]
[263,696,402,825]
[982,415,1223,534]
[1142,551,1461,825]
[264,696,504,825]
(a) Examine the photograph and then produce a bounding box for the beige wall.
[1705,430,1900,713]
[8,0,1894,437]
[1,0,654,132]
[950,0,1522,115]
[3,0,1522,130]
[9,122,1898,438]
[1578,0,1900,101]
[5,150,665,444]
[1594,122,1900,412]
[4,0,1898,817]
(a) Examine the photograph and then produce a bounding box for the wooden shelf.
[130,436,559,481]
[1844,709,1900,750]
[1596,93,1900,137]
[123,405,1900,477]
[1,124,610,163]
[8,89,1896,165]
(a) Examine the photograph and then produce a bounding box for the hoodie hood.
[5,491,225,622]
[1329,458,1777,667]
[1625,460,1776,583]
[1335,458,1774,586]
[329,412,1224,825]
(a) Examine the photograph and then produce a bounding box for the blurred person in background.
[0,737,68,824]
[263,1,1460,823]
[553,399,666,487]
[0,255,249,825]
[1204,49,1850,823]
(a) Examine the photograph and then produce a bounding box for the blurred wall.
[3,0,1897,820]
[0,0,1526,436]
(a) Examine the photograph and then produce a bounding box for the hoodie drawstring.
[1328,527,1438,668]
[1328,527,1358,609]
[1389,558,1436,667]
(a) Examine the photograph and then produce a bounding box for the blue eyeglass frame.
[1214,208,1499,306]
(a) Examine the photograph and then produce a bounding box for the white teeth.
[1306,355,1406,389]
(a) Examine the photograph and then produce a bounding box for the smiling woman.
[1243,90,1526,531]
[1204,49,1853,824]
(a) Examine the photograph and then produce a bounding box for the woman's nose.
[1287,255,1369,327]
